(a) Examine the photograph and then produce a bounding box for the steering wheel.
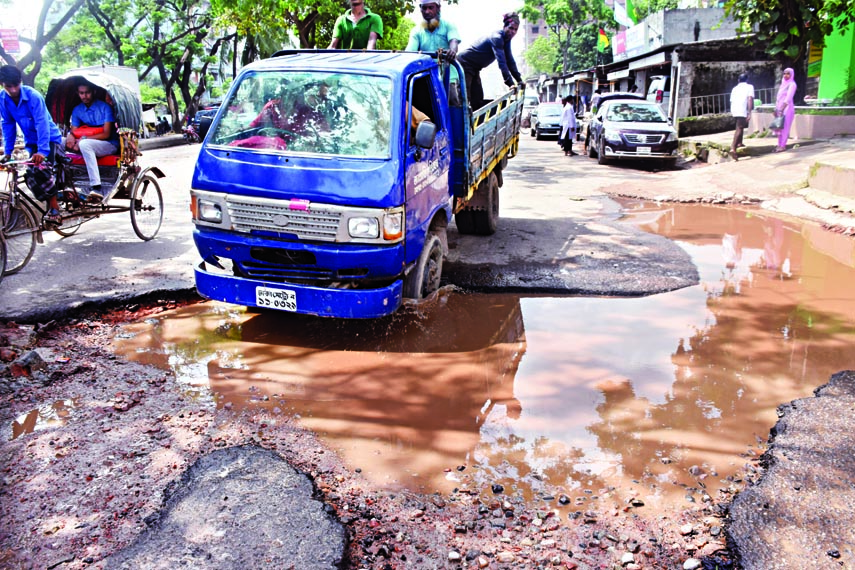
[257,127,296,139]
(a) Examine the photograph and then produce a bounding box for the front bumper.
[195,261,403,319]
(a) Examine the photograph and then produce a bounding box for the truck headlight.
[198,199,223,223]
[604,129,622,143]
[348,217,380,239]
[383,211,403,241]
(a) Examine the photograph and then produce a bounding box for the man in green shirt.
[329,0,383,50]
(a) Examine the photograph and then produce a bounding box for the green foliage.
[724,0,855,66]
[139,83,165,104]
[631,0,679,22]
[377,17,414,51]
[521,0,616,73]
[525,36,561,74]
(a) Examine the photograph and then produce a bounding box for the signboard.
[625,23,646,57]
[807,41,823,78]
[614,31,627,55]
[0,29,20,54]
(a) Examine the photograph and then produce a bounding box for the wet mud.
[3,201,855,569]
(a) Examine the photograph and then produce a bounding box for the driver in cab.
[249,82,332,136]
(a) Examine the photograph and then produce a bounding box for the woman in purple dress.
[774,68,797,152]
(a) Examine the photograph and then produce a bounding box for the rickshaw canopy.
[46,70,142,133]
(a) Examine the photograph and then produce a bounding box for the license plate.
[255,287,297,312]
[637,146,651,155]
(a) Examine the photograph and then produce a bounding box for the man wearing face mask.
[456,12,522,109]
[406,0,462,104]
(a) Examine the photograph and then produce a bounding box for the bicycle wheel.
[130,174,163,241]
[0,236,7,284]
[0,192,38,275]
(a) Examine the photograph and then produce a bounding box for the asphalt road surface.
[1,137,697,322]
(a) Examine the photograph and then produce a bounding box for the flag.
[613,1,633,28]
[597,28,610,53]
[625,0,639,25]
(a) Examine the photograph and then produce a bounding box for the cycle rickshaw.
[0,70,164,276]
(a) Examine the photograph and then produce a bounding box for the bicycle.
[0,146,164,276]
[1,69,165,277]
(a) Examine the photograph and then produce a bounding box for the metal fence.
[687,87,777,117]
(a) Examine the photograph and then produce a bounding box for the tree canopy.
[724,0,855,102]
[521,0,616,74]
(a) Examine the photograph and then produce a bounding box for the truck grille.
[226,197,342,241]
[624,133,665,144]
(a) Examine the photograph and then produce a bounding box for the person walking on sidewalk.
[773,68,797,153]
[329,0,383,50]
[729,72,754,160]
[559,96,577,156]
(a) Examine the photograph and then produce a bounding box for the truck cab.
[191,51,522,318]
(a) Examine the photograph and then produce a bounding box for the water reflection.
[115,202,855,511]
[11,400,77,440]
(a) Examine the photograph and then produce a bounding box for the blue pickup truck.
[190,50,524,318]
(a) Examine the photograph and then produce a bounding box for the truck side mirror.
[415,120,437,149]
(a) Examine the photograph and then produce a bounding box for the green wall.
[818,22,855,101]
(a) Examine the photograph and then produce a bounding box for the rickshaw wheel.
[53,215,82,237]
[130,174,163,241]
[0,236,7,283]
[0,192,38,275]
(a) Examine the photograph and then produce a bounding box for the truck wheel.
[455,209,476,234]
[403,233,443,299]
[470,172,499,235]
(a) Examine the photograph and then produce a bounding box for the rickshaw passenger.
[65,82,119,203]
[0,65,66,227]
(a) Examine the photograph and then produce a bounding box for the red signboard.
[0,29,20,54]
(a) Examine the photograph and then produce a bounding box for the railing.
[686,87,777,117]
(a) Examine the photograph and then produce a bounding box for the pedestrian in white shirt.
[559,96,577,156]
[729,73,754,160]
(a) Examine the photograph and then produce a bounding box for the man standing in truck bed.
[329,0,384,50]
[456,12,522,109]
[406,0,461,105]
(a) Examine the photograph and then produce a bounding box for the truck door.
[405,72,451,256]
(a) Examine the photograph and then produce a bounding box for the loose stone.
[448,550,461,562]
[621,552,635,565]
[683,558,702,570]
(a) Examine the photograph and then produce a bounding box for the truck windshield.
[208,71,393,158]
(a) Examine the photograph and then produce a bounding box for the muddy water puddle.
[115,202,855,513]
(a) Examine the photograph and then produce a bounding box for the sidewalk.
[644,131,855,233]
[139,133,186,151]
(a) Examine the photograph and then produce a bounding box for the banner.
[0,29,20,54]
[625,0,639,25]
[614,1,634,28]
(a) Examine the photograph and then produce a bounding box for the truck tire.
[403,232,443,299]
[470,172,499,235]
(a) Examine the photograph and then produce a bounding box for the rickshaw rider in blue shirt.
[0,65,65,226]
[65,82,119,204]
[406,0,462,106]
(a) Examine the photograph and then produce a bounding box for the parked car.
[581,91,645,146]
[193,104,220,139]
[587,99,679,166]
[529,102,563,139]
[521,95,540,129]
[646,75,672,116]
